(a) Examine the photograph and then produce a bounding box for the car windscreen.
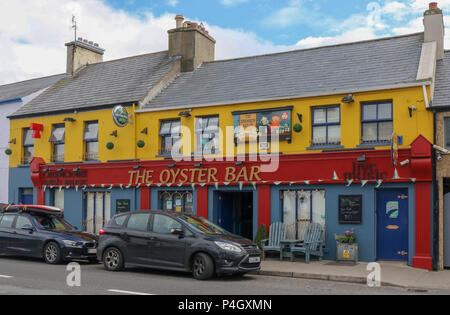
[34,214,75,231]
[176,214,229,235]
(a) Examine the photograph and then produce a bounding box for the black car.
[0,204,98,264]
[97,210,261,280]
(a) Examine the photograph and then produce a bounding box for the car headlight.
[62,240,83,247]
[214,241,242,253]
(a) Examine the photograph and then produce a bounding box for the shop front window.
[160,120,181,155]
[49,124,65,163]
[282,190,326,240]
[160,191,193,214]
[361,102,393,144]
[22,128,34,164]
[84,121,99,161]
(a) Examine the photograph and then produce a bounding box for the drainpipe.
[432,109,439,271]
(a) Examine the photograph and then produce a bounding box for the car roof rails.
[0,204,63,216]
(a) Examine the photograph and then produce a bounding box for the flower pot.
[336,242,358,262]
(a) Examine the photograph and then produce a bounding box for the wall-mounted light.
[297,113,303,123]
[179,111,192,118]
[194,163,202,168]
[235,161,244,167]
[342,94,355,103]
[357,155,366,162]
[8,138,16,145]
[57,168,64,172]
[133,165,141,170]
[63,117,76,122]
[72,168,80,172]
[110,130,118,137]
[141,128,148,135]
[168,163,177,169]
[408,106,417,118]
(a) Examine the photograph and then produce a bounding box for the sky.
[0,0,449,85]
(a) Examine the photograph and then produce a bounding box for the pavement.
[257,258,450,290]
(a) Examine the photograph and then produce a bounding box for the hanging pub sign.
[232,106,293,142]
[112,105,129,127]
[338,195,363,224]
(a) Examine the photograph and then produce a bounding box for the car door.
[0,214,17,253]
[122,212,153,265]
[9,215,41,257]
[147,214,186,268]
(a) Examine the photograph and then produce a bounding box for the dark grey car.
[97,210,261,280]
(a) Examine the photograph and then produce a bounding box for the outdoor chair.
[289,223,324,263]
[261,222,286,260]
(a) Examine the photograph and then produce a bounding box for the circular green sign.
[106,142,115,150]
[112,105,129,127]
[137,140,145,148]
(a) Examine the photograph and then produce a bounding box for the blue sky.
[0,0,449,84]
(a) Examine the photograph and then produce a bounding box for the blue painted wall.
[8,167,34,204]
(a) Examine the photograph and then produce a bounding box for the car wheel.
[103,247,124,272]
[192,253,214,280]
[43,242,62,264]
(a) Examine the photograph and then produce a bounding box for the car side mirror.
[22,224,35,233]
[170,228,184,237]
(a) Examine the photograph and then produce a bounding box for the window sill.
[357,142,390,148]
[156,153,184,159]
[307,145,344,150]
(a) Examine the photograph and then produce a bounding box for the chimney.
[423,2,445,60]
[65,38,105,74]
[168,15,216,72]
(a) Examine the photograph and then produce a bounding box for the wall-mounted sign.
[232,106,293,142]
[339,195,362,224]
[112,105,129,127]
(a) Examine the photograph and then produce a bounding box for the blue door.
[217,194,233,233]
[376,189,409,261]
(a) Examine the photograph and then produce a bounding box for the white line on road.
[107,289,155,296]
[0,275,13,279]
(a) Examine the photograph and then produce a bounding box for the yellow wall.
[8,86,433,167]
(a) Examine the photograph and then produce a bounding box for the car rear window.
[113,215,127,226]
[126,213,150,231]
[0,214,15,228]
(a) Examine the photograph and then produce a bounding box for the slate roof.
[433,50,450,108]
[0,74,67,103]
[143,33,425,111]
[9,51,178,118]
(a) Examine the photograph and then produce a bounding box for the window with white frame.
[195,116,219,154]
[84,121,99,161]
[311,106,341,146]
[49,124,65,163]
[282,190,326,240]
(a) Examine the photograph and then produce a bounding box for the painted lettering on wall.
[344,162,388,181]
[43,169,88,186]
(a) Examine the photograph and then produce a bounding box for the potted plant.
[335,230,358,262]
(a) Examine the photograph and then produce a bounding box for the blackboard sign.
[116,199,131,214]
[339,195,362,224]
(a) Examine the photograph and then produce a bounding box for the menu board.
[116,199,131,214]
[338,195,362,224]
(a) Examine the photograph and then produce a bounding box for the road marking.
[107,289,154,295]
[0,275,13,279]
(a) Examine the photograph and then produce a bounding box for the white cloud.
[167,0,178,7]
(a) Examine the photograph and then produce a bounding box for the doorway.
[376,189,409,261]
[217,192,253,240]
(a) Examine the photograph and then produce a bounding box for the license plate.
[249,257,260,263]
[87,249,97,254]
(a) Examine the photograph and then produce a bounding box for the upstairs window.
[84,121,99,161]
[311,106,341,146]
[445,118,450,150]
[361,102,393,144]
[195,116,219,154]
[22,128,34,164]
[49,124,65,163]
[160,119,181,155]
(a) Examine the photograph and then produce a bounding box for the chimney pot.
[175,14,184,28]
[429,2,438,10]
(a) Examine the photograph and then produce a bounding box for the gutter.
[136,81,432,113]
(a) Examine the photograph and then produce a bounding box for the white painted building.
[0,74,67,203]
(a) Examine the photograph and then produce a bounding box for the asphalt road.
[0,256,448,295]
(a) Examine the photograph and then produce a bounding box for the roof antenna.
[72,15,77,42]
[71,15,77,75]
